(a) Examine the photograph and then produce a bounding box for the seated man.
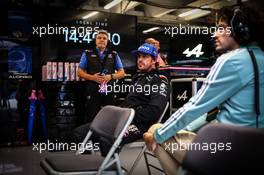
[144,7,264,175]
[74,43,169,154]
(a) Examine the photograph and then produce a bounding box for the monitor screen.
[0,10,33,79]
[8,11,32,40]
[8,45,32,75]
[36,8,137,70]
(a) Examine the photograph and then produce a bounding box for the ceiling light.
[178,5,210,18]
[142,27,160,34]
[178,9,203,18]
[82,11,99,19]
[104,0,123,10]
[154,9,175,18]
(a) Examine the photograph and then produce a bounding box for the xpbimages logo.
[32,24,121,45]
[164,141,232,154]
[32,140,100,153]
[98,82,167,96]
[32,24,99,37]
[164,24,232,37]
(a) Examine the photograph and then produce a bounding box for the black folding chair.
[127,102,169,175]
[40,105,135,175]
[178,123,264,175]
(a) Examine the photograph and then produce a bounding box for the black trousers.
[84,83,116,123]
[73,122,144,156]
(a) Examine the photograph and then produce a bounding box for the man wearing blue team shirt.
[77,29,125,123]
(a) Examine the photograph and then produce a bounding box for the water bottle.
[28,89,37,144]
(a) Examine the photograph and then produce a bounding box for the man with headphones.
[144,7,264,175]
[77,30,125,123]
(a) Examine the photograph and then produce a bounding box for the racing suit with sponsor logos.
[73,70,169,155]
[121,70,170,144]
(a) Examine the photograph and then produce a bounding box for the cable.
[247,48,260,128]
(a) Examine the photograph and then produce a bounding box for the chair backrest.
[182,123,264,175]
[90,105,134,143]
[88,106,134,174]
[158,101,169,123]
[126,102,169,175]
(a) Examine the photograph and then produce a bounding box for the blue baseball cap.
[132,43,158,59]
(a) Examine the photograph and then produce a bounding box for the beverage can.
[75,63,80,81]
[52,62,57,81]
[70,62,75,81]
[47,62,52,81]
[58,62,63,81]
[64,62,70,81]
[42,65,47,81]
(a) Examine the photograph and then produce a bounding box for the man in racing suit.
[74,43,169,155]
[120,68,169,144]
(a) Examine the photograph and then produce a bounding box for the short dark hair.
[218,6,263,46]
[218,7,234,27]
[96,30,109,38]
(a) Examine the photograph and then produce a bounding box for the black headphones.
[230,8,251,45]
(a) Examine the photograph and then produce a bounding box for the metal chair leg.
[144,151,164,175]
[127,145,147,175]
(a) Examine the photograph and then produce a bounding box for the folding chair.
[178,123,264,175]
[128,102,169,175]
[129,105,217,175]
[40,105,135,175]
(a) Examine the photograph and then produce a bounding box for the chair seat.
[182,124,264,175]
[40,106,135,175]
[44,154,116,172]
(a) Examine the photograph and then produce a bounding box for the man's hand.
[143,132,157,151]
[143,123,163,152]
[103,74,112,83]
[93,73,105,84]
